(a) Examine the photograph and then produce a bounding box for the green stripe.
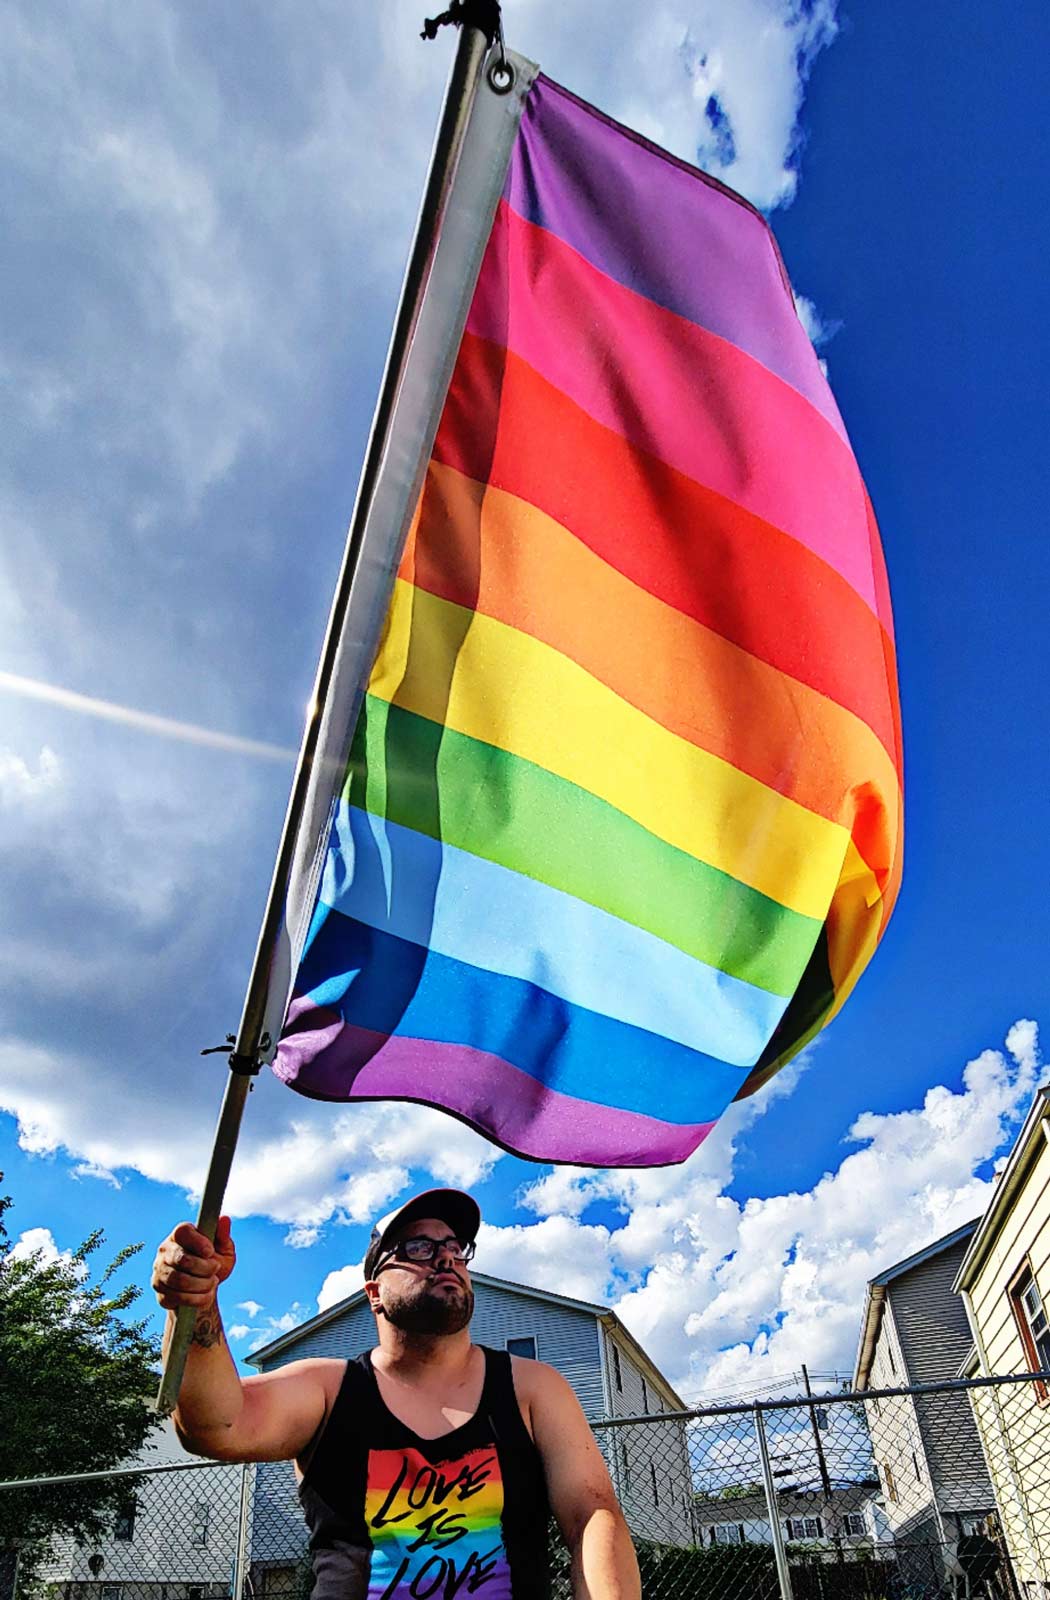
[345,695,821,998]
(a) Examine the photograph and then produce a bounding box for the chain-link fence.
[2,1372,1049,1600]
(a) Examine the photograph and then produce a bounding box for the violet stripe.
[507,75,847,443]
[469,203,880,616]
[275,998,716,1167]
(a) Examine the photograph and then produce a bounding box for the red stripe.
[435,333,902,773]
[468,200,882,617]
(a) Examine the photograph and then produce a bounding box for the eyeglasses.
[377,1235,476,1269]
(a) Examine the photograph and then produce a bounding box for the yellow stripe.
[369,578,852,919]
[826,838,894,1000]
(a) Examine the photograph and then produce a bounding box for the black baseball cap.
[363,1188,481,1282]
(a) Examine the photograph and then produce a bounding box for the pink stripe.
[467,200,880,617]
[274,1000,715,1168]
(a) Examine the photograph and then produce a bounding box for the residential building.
[246,1269,695,1576]
[35,1417,245,1600]
[693,1481,888,1554]
[853,1220,998,1576]
[955,1084,1050,1596]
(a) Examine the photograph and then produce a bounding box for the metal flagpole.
[155,0,504,1416]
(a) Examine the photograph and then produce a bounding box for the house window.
[650,1463,659,1506]
[620,1443,632,1492]
[113,1498,136,1541]
[641,1377,648,1414]
[882,1463,899,1504]
[507,1335,537,1360]
[612,1343,623,1393]
[843,1513,867,1537]
[713,1524,744,1545]
[191,1502,210,1547]
[786,1517,824,1542]
[100,1586,123,1600]
[1009,1266,1050,1389]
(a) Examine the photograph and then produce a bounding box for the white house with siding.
[693,1480,889,1553]
[246,1270,694,1565]
[853,1220,998,1575]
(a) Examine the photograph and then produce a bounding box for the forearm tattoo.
[191,1307,224,1349]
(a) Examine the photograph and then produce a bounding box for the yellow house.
[954,1084,1050,1595]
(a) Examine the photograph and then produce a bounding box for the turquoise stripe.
[297,909,749,1123]
[315,803,786,1066]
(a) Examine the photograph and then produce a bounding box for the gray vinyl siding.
[601,1329,693,1547]
[256,1279,605,1418]
[602,1328,679,1419]
[870,1244,994,1519]
[262,1296,377,1365]
[891,1239,975,1385]
[468,1279,605,1417]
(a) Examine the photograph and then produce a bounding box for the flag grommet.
[487,58,514,94]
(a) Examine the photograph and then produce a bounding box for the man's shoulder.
[257,1354,351,1400]
[508,1354,575,1408]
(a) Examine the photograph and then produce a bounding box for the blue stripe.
[297,907,751,1125]
[314,803,785,1066]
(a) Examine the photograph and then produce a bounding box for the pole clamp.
[200,1034,268,1076]
[421,0,502,46]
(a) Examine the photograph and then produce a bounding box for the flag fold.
[271,64,903,1168]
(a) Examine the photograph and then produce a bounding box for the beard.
[382,1278,475,1335]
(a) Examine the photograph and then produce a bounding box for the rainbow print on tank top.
[365,1444,512,1599]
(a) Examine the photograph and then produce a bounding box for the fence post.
[754,1403,794,1600]
[233,1461,255,1600]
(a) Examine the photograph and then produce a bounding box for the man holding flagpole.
[153,1188,641,1599]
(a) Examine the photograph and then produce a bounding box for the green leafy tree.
[0,1179,161,1590]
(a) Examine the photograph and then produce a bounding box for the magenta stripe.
[274,999,715,1167]
[468,200,880,616]
[507,75,847,443]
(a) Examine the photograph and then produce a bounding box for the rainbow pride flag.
[272,66,902,1167]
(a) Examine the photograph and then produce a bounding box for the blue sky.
[1,0,1048,1400]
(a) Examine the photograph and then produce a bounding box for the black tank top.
[299,1346,551,1600]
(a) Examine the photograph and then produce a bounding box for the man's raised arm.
[153,1217,338,1463]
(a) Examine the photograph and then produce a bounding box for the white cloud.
[507,0,839,212]
[794,294,841,351]
[240,1303,313,1354]
[504,1024,1041,1398]
[72,1160,122,1189]
[237,1300,264,1319]
[0,0,841,1272]
[478,1215,616,1305]
[0,745,61,805]
[0,1039,501,1246]
[318,1260,366,1312]
[7,1226,65,1266]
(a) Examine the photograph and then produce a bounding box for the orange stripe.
[402,461,903,891]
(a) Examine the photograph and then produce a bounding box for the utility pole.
[802,1365,845,1566]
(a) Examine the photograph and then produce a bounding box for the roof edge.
[954,1085,1050,1294]
[247,1270,615,1368]
[598,1312,688,1411]
[853,1218,980,1390]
